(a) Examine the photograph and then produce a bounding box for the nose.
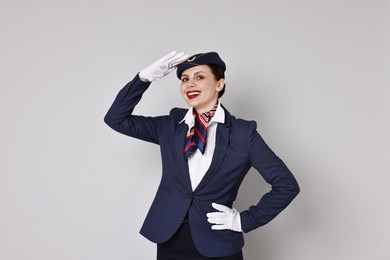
[187,79,195,88]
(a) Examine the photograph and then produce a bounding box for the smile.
[187,90,201,99]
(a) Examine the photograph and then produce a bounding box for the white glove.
[139,51,189,82]
[206,203,242,232]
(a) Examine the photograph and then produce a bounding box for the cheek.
[179,85,186,95]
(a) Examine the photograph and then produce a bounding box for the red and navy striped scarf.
[183,103,218,159]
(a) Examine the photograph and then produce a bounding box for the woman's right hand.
[139,51,188,82]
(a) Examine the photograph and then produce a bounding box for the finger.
[211,224,228,230]
[212,203,229,212]
[169,54,189,67]
[165,67,176,75]
[166,52,183,63]
[208,219,226,225]
[157,51,177,63]
[206,212,224,219]
[167,53,188,67]
[172,52,188,61]
[207,218,226,225]
[207,214,226,224]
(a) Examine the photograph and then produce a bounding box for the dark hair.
[208,64,226,98]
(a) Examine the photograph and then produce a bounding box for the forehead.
[181,65,212,76]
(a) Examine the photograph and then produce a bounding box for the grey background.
[1,0,389,259]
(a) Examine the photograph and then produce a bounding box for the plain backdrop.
[1,0,389,259]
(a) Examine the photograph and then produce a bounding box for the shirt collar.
[180,102,225,126]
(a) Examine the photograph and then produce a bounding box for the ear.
[216,78,225,92]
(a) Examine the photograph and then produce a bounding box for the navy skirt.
[157,221,243,260]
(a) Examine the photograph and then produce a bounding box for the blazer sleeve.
[104,74,169,144]
[240,121,300,233]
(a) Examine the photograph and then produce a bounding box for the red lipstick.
[187,90,201,100]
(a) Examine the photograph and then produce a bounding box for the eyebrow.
[181,71,208,78]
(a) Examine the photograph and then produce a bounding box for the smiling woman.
[179,65,224,113]
[104,51,300,260]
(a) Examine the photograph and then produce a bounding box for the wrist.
[139,77,150,83]
[138,73,151,82]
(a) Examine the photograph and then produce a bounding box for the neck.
[194,101,219,114]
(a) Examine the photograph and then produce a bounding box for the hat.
[176,52,226,79]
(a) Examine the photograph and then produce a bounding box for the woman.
[104,51,300,259]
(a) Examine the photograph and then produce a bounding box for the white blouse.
[181,102,225,190]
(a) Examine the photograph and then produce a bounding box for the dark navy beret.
[176,52,226,79]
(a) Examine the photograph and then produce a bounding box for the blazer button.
[188,192,194,199]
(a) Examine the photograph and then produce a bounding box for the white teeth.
[188,92,200,96]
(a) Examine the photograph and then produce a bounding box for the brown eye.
[181,78,188,82]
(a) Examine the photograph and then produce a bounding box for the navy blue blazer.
[104,74,300,258]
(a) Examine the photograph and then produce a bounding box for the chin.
[185,99,198,107]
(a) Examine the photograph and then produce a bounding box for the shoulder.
[229,115,258,137]
[169,107,188,123]
[223,105,257,131]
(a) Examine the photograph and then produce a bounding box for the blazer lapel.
[194,108,231,192]
[175,122,193,190]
